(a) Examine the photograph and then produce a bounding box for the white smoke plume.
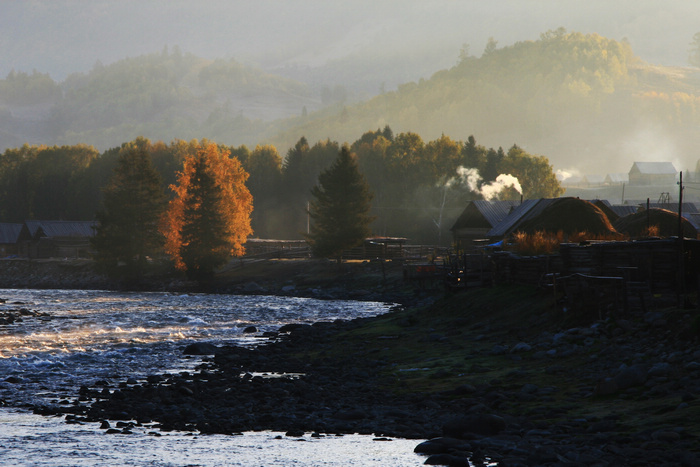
[480,174,522,200]
[556,168,581,182]
[447,166,522,200]
[446,166,481,191]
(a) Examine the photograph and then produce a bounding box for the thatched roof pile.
[515,197,619,236]
[613,208,697,239]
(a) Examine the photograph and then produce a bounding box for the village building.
[0,223,22,257]
[450,200,520,248]
[596,201,638,220]
[484,198,557,239]
[18,220,97,259]
[628,162,677,186]
[604,173,628,185]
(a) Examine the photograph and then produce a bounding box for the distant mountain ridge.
[268,30,700,174]
[3,31,700,176]
[0,49,316,152]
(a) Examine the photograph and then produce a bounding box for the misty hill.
[0,48,316,152]
[269,30,700,175]
[4,30,700,177]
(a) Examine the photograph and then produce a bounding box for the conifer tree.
[306,145,374,263]
[161,143,253,282]
[92,146,166,281]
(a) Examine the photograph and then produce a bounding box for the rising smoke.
[448,166,522,200]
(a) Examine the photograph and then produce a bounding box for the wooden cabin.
[18,220,97,258]
[450,200,520,248]
[628,162,677,186]
[0,223,22,257]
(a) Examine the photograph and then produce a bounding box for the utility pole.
[678,171,684,238]
[677,171,685,307]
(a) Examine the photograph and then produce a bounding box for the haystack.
[613,208,697,239]
[515,197,619,237]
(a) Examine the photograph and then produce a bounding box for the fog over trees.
[3,1,700,243]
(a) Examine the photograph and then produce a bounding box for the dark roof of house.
[607,204,639,218]
[451,200,521,232]
[685,213,700,231]
[24,220,97,239]
[0,223,22,244]
[486,199,556,237]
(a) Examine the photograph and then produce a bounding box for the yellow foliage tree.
[161,143,253,281]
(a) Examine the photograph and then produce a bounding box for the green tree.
[461,135,486,169]
[499,145,564,199]
[483,37,498,56]
[91,146,167,282]
[307,145,374,262]
[0,143,99,222]
[281,137,311,236]
[244,144,283,237]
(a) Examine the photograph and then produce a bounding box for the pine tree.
[306,145,374,263]
[161,143,253,282]
[92,146,166,281]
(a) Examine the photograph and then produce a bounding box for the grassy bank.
[288,284,700,438]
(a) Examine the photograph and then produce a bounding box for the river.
[0,288,425,466]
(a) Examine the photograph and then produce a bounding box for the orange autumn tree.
[161,142,253,281]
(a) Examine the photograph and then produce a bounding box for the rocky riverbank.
[0,257,430,306]
[37,283,700,466]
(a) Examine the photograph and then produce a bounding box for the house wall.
[628,173,676,186]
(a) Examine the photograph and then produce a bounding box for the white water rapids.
[0,288,426,466]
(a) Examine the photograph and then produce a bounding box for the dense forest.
[3,31,700,175]
[0,130,561,244]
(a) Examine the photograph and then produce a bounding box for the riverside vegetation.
[9,259,699,466]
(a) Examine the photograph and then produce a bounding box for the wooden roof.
[486,199,556,237]
[0,223,22,244]
[629,162,677,175]
[451,200,520,231]
[23,220,97,239]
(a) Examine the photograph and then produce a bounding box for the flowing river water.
[0,288,426,466]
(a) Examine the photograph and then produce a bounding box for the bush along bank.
[46,285,700,466]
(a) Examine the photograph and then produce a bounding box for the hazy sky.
[2,0,699,81]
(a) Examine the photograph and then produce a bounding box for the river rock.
[614,363,647,389]
[442,414,506,438]
[510,342,532,353]
[414,437,472,455]
[183,342,219,355]
[424,453,470,466]
[648,362,672,378]
[593,377,618,396]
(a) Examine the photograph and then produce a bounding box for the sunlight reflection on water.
[0,289,431,466]
[0,409,426,466]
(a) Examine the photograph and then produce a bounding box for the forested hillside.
[0,48,314,152]
[269,29,700,174]
[5,29,700,244]
[3,31,700,174]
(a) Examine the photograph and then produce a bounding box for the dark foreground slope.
[59,284,700,466]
